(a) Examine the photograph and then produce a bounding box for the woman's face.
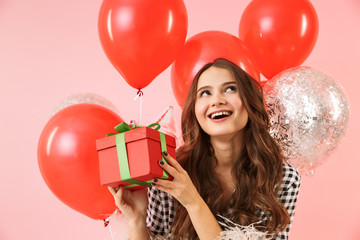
[194,66,249,138]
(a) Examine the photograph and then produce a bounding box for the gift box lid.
[96,126,176,151]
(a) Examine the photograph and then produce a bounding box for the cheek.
[233,98,248,121]
[194,101,206,120]
[242,111,249,125]
[239,107,249,125]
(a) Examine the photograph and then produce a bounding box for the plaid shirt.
[146,162,301,240]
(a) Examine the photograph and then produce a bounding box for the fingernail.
[151,182,156,186]
[159,160,164,165]
[162,151,168,156]
[153,178,158,182]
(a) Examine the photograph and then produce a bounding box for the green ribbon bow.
[107,122,169,189]
[106,122,160,137]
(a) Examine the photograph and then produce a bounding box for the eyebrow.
[196,81,237,94]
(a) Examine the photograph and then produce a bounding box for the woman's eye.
[200,90,210,97]
[225,86,237,92]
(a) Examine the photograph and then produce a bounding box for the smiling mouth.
[208,111,233,119]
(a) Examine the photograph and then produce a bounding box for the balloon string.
[134,89,144,125]
[104,217,114,240]
[108,221,115,240]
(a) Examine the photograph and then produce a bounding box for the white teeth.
[210,111,231,119]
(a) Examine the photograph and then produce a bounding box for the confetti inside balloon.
[153,106,177,139]
[51,92,120,117]
[263,67,350,175]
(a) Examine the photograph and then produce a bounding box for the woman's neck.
[210,131,244,170]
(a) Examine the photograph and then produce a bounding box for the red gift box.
[96,125,176,190]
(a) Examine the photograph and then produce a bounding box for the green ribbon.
[159,132,169,180]
[106,122,160,137]
[116,133,153,188]
[109,122,168,189]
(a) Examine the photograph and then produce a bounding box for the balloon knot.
[137,89,144,96]
[103,219,110,227]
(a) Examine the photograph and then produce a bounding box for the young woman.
[109,58,301,240]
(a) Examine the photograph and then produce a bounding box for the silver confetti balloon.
[51,92,120,117]
[263,67,350,175]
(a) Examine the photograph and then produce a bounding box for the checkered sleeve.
[146,186,175,236]
[275,162,301,240]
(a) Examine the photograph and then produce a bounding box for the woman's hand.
[152,152,223,239]
[108,186,148,222]
[151,152,202,210]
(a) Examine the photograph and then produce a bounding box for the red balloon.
[171,31,260,108]
[239,0,319,79]
[98,0,188,90]
[37,104,123,220]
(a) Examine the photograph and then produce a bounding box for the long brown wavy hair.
[167,58,289,239]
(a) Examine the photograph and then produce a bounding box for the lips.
[208,110,233,119]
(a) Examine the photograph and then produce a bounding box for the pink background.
[1,0,359,239]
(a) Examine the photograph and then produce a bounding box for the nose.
[211,92,226,107]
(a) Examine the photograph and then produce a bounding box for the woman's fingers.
[108,186,117,197]
[152,178,173,188]
[159,158,179,178]
[161,151,185,174]
[152,178,175,194]
[108,186,124,203]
